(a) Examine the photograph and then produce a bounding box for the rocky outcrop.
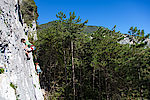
[23,20,38,40]
[0,0,44,100]
[119,34,150,47]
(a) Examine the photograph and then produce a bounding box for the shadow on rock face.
[0,44,8,53]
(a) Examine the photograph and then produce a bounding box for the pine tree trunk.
[99,68,101,100]
[93,67,95,91]
[71,40,75,100]
[79,66,82,99]
[64,50,68,99]
[64,50,67,84]
[138,67,143,100]
[48,66,51,91]
[105,68,109,100]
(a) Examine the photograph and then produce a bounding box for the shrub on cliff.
[0,68,4,74]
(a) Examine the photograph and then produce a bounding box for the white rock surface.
[0,0,44,100]
[23,20,38,40]
[119,34,150,47]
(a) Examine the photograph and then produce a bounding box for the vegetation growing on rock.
[0,68,4,74]
[20,0,38,26]
[0,8,2,15]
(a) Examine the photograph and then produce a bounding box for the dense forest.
[34,12,150,100]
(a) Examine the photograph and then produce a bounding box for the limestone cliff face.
[0,0,44,100]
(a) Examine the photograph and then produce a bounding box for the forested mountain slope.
[36,12,150,100]
[38,21,99,34]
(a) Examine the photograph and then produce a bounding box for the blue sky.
[34,0,150,34]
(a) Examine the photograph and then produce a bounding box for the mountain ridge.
[38,21,99,34]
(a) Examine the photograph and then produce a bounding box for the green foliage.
[34,84,36,88]
[128,26,149,46]
[16,95,20,100]
[89,26,150,99]
[0,8,2,15]
[10,82,17,90]
[21,0,38,26]
[36,12,150,99]
[38,22,98,34]
[0,68,4,74]
[28,33,34,41]
[25,32,27,35]
[10,82,19,100]
[30,24,33,28]
[82,25,98,33]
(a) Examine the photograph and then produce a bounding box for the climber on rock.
[21,38,36,60]
[35,62,42,77]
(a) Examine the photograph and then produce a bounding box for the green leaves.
[90,25,150,99]
[36,12,150,99]
[56,11,66,20]
[0,68,4,74]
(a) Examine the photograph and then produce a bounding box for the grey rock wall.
[0,0,44,100]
